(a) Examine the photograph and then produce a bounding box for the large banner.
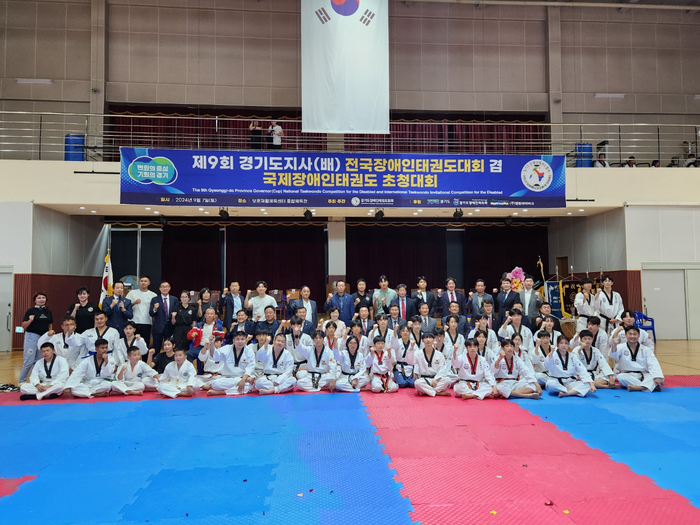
[119,148,566,208]
[301,0,389,134]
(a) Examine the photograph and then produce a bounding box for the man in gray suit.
[467,279,493,318]
[415,303,437,333]
[519,274,543,323]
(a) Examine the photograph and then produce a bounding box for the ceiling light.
[468,212,473,216]
[475,209,480,212]
[567,212,572,215]
[90,210,96,214]
[260,208,266,212]
[310,209,316,212]
[198,208,204,211]
[523,209,528,212]
[16,78,52,84]
[263,212,268,215]
[579,209,585,212]
[79,206,85,210]
[417,209,423,212]
[153,211,159,214]
[513,212,519,216]
[204,211,209,215]
[369,209,375,213]
[594,93,625,99]
[145,207,151,210]
[413,212,418,215]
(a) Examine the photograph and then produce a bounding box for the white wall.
[0,202,33,273]
[548,208,626,272]
[625,205,700,271]
[32,205,107,276]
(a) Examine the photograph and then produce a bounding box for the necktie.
[363,320,367,332]
[423,317,428,330]
[450,292,455,303]
[163,297,168,317]
[488,317,492,329]
[401,299,405,319]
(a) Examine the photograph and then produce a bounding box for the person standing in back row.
[126,276,157,344]
[268,121,283,150]
[20,292,53,383]
[150,281,179,352]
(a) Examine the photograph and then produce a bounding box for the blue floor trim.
[512,386,700,508]
[0,394,414,525]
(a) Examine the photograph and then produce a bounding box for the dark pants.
[186,345,205,374]
[152,325,173,354]
[135,324,152,345]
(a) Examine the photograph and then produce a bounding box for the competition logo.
[351,197,361,207]
[128,156,178,186]
[521,159,553,192]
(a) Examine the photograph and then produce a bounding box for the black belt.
[342,370,358,376]
[621,371,646,379]
[579,314,590,319]
[599,314,611,321]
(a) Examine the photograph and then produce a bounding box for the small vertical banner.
[98,251,113,309]
[302,0,389,134]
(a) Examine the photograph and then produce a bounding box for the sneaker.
[19,394,37,401]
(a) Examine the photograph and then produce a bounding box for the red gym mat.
[360,388,700,525]
[663,375,700,388]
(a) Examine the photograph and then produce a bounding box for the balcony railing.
[0,110,697,167]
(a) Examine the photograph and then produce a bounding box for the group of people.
[594,152,699,168]
[17,273,663,401]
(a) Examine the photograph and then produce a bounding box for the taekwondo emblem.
[521,159,554,192]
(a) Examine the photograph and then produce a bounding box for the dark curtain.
[225,224,326,305]
[161,225,222,292]
[346,225,447,291]
[462,225,549,292]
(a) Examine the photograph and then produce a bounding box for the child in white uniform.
[574,329,617,389]
[413,332,452,397]
[157,348,197,398]
[529,331,552,387]
[207,331,257,396]
[116,321,149,367]
[111,345,159,395]
[452,338,498,400]
[368,336,398,393]
[491,339,539,399]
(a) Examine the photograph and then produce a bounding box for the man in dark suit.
[441,301,469,337]
[255,305,281,338]
[509,299,532,330]
[495,278,518,325]
[466,279,494,318]
[356,305,375,336]
[226,309,256,344]
[534,302,562,333]
[411,276,436,316]
[438,277,466,317]
[287,285,318,328]
[102,281,133,337]
[478,299,499,331]
[387,304,407,331]
[220,281,244,331]
[391,284,417,323]
[149,280,179,352]
[416,304,437,333]
[519,274,543,323]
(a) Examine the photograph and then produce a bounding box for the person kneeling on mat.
[413,332,452,397]
[491,339,539,399]
[111,346,160,396]
[452,338,498,400]
[207,331,256,396]
[20,342,69,401]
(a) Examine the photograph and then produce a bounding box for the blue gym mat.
[0,394,414,525]
[512,387,700,508]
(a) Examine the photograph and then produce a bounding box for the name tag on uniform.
[183,372,190,377]
[555,360,561,366]
[137,373,143,378]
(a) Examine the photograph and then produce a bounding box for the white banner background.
[301,0,389,134]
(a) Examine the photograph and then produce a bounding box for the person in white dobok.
[255,333,297,395]
[196,334,229,389]
[571,316,610,359]
[390,324,418,388]
[452,338,499,400]
[412,332,452,397]
[82,310,121,362]
[498,309,535,352]
[64,339,115,398]
[468,315,499,355]
[369,314,394,352]
[610,310,655,353]
[20,342,70,401]
[295,330,337,392]
[37,316,84,370]
[157,348,197,398]
[116,321,149,367]
[511,333,538,384]
[367,336,398,393]
[111,346,159,395]
[491,339,540,399]
[530,331,552,387]
[594,275,624,335]
[207,331,256,396]
[574,278,598,332]
[282,318,314,378]
[610,326,664,392]
[334,335,370,392]
[473,330,497,365]
[544,336,595,398]
[573,330,617,390]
